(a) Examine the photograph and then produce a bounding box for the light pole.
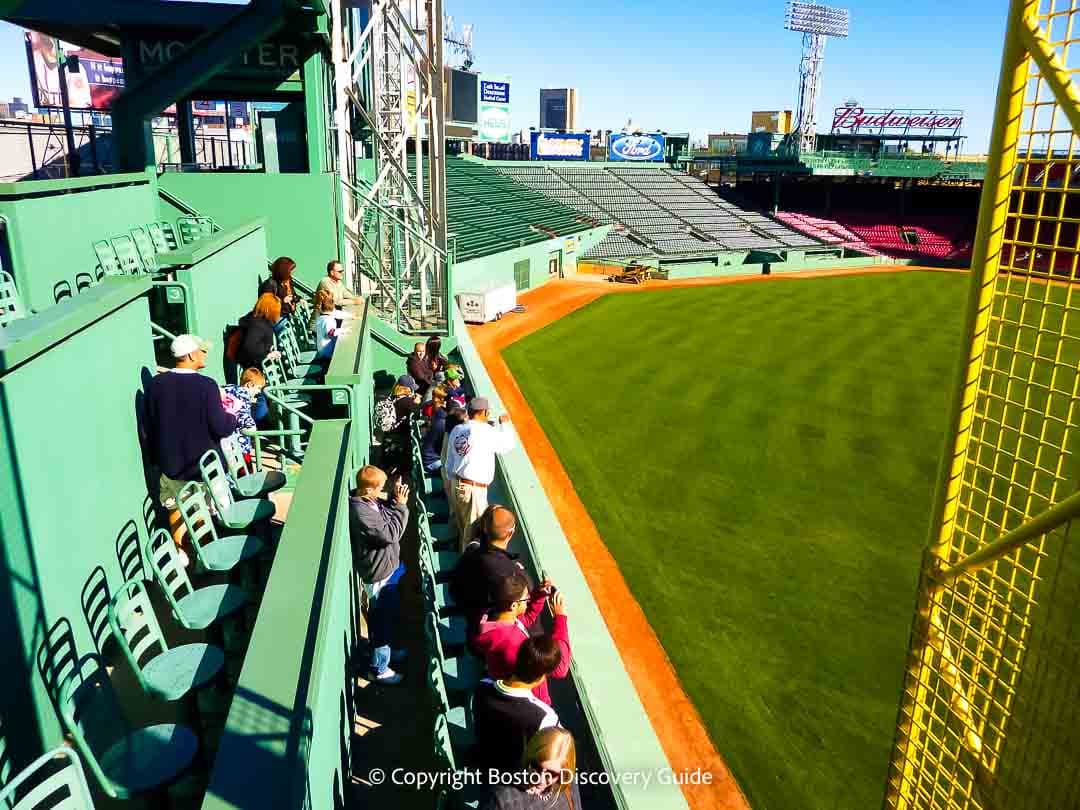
[785,2,850,154]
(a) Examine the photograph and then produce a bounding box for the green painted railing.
[201,419,357,810]
[451,305,690,810]
[325,300,374,465]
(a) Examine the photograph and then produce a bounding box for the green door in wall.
[513,259,530,291]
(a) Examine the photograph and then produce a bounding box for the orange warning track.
[469,265,960,810]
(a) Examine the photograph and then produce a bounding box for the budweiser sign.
[831,106,964,135]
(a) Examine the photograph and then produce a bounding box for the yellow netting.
[885,3,1080,808]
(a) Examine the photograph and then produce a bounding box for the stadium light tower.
[785,1,849,153]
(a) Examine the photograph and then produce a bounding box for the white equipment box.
[456,284,517,324]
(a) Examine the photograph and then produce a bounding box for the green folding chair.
[53,652,198,801]
[176,217,215,245]
[91,241,122,281]
[110,235,145,275]
[0,270,26,328]
[177,482,265,573]
[0,746,96,809]
[198,450,276,531]
[146,529,248,633]
[129,226,159,273]
[424,613,482,696]
[220,435,286,499]
[107,578,224,703]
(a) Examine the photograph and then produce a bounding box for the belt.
[455,476,489,489]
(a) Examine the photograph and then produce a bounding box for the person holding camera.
[445,397,517,549]
[474,572,572,706]
[349,465,410,685]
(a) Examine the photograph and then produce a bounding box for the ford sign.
[609,133,665,162]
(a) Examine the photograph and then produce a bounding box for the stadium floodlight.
[784,1,850,153]
[785,2,850,37]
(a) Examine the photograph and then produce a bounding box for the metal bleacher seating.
[496,163,821,260]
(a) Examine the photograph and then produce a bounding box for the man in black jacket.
[144,334,238,566]
[449,506,545,650]
[406,342,434,395]
[349,464,410,684]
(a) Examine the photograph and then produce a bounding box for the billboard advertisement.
[478,74,511,143]
[25,32,124,110]
[530,131,590,161]
[830,107,964,136]
[608,133,666,162]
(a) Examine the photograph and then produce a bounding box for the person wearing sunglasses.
[481,728,582,810]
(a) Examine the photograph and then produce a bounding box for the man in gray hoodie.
[349,465,409,684]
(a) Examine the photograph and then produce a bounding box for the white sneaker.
[178,550,191,568]
[370,667,404,685]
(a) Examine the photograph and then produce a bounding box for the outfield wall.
[453,225,611,295]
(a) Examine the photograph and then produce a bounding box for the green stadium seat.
[130,226,159,273]
[220,434,287,498]
[91,241,123,280]
[147,222,173,254]
[0,747,96,810]
[52,652,198,800]
[115,519,145,583]
[146,528,249,633]
[110,235,145,275]
[107,578,225,703]
[176,216,215,245]
[79,567,114,656]
[177,482,265,573]
[198,450,276,532]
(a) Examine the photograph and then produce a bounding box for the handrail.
[935,489,1080,586]
[156,186,223,229]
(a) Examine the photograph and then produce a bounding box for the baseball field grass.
[502,270,970,810]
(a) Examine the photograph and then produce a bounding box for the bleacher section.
[494,163,822,260]
[442,158,594,262]
[776,210,973,262]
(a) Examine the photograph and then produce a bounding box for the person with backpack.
[375,375,420,476]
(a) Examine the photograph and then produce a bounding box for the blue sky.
[0,0,1007,149]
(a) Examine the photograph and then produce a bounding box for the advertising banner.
[478,74,511,143]
[830,107,964,136]
[25,32,124,111]
[530,131,590,161]
[608,133,666,162]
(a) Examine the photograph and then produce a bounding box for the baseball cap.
[469,396,490,412]
[396,374,417,392]
[446,368,462,381]
[171,334,210,358]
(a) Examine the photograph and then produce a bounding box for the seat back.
[177,482,220,558]
[427,656,451,716]
[176,217,214,245]
[53,280,72,303]
[114,519,144,583]
[110,235,144,275]
[0,747,95,810]
[74,272,94,293]
[145,528,195,622]
[220,434,251,480]
[432,714,457,772]
[198,449,235,513]
[107,579,168,691]
[147,222,170,254]
[129,227,158,273]
[0,270,25,327]
[277,328,301,371]
[57,654,128,799]
[35,618,80,714]
[79,568,112,656]
[91,241,122,280]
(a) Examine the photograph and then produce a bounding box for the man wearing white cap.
[144,335,238,561]
[444,396,516,550]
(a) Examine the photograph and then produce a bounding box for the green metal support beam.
[111,0,294,172]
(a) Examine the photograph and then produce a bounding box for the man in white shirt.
[445,397,516,550]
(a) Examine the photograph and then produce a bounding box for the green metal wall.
[169,222,270,384]
[0,281,155,760]
[158,173,342,290]
[0,174,157,313]
[453,225,610,294]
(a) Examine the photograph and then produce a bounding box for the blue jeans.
[315,336,337,362]
[367,562,406,674]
